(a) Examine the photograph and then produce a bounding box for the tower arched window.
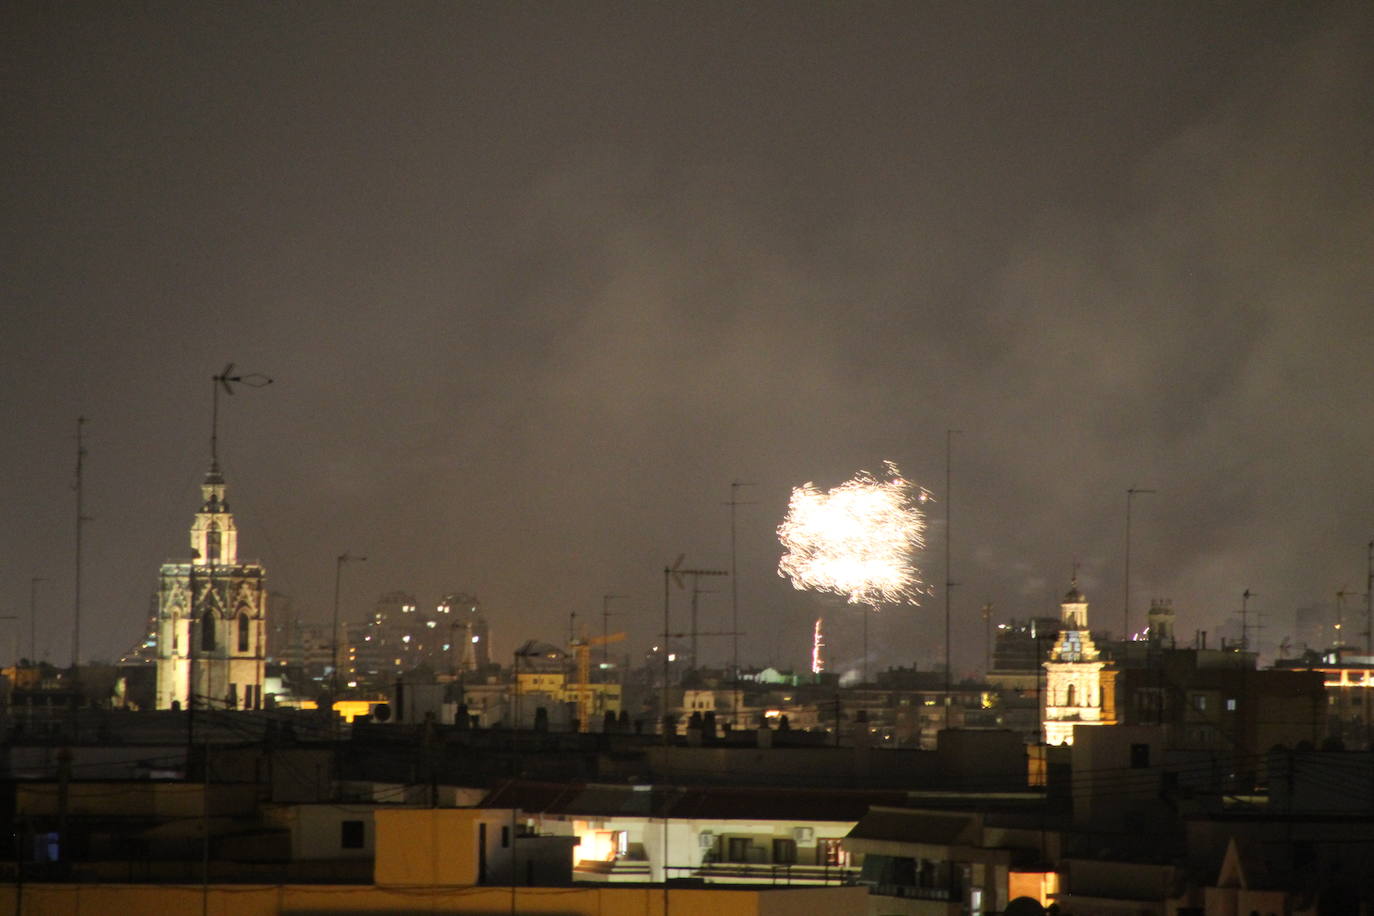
[201,610,216,652]
[206,523,221,563]
[238,612,250,653]
[1066,683,1077,707]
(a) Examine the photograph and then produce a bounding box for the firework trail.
[777,461,930,607]
[811,618,825,674]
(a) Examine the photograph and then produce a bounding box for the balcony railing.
[675,863,860,886]
[870,882,959,901]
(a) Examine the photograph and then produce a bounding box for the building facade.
[154,463,267,710]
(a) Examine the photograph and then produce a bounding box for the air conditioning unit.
[698,831,716,849]
[792,827,815,843]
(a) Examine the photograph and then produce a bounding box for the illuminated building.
[1273,644,1374,748]
[348,591,490,688]
[154,463,267,710]
[441,592,490,671]
[1042,579,1116,745]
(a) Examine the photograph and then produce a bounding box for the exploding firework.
[777,461,929,607]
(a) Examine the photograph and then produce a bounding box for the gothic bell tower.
[155,462,267,710]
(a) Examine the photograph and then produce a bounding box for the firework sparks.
[777,461,930,607]
[811,617,825,674]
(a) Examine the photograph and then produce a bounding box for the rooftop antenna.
[331,552,367,701]
[1366,541,1373,657]
[662,555,728,740]
[1365,541,1373,743]
[29,576,46,663]
[601,594,627,673]
[944,429,960,730]
[1124,486,1156,640]
[981,601,994,674]
[688,579,721,670]
[72,417,91,670]
[727,481,755,726]
[1240,589,1256,652]
[1335,587,1355,649]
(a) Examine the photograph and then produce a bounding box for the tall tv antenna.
[1123,486,1156,640]
[72,417,91,669]
[726,480,755,682]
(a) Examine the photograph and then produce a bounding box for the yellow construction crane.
[569,631,625,730]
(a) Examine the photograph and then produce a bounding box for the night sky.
[4,2,1372,679]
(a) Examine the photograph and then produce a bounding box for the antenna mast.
[1240,589,1256,652]
[944,429,960,729]
[601,594,627,674]
[727,481,755,680]
[73,417,88,669]
[1124,486,1156,640]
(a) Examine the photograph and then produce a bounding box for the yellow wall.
[0,882,867,916]
[374,807,483,885]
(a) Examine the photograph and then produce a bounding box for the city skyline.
[4,2,1372,676]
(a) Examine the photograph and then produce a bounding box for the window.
[818,838,849,867]
[1191,694,1208,711]
[341,820,365,849]
[206,524,220,563]
[1225,698,1237,712]
[201,610,215,652]
[237,612,250,652]
[501,826,510,848]
[772,838,797,864]
[1130,743,1150,769]
[726,837,752,862]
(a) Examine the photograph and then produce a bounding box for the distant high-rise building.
[346,591,490,688]
[440,592,490,671]
[1043,579,1117,745]
[155,464,267,710]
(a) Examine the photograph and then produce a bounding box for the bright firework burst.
[777,461,930,607]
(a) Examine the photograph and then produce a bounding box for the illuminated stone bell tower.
[1042,577,1117,745]
[155,463,267,710]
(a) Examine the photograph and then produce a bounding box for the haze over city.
[4,1,1372,677]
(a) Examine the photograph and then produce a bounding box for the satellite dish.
[373,703,391,722]
[1004,898,1046,916]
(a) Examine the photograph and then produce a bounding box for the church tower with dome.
[1042,577,1117,745]
[154,463,267,710]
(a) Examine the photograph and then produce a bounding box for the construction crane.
[569,631,625,731]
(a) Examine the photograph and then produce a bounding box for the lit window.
[426,621,436,629]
